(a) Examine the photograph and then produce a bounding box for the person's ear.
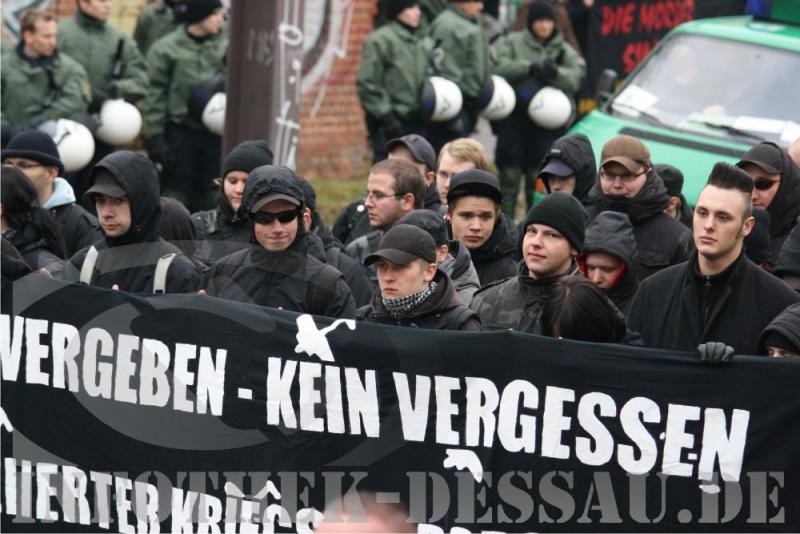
[436,244,449,263]
[424,262,437,282]
[400,193,415,211]
[302,207,312,231]
[741,215,755,238]
[425,170,436,187]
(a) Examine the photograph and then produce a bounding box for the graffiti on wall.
[274,0,304,169]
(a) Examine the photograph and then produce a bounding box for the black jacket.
[63,152,201,294]
[313,221,374,308]
[361,270,480,331]
[440,239,481,304]
[762,144,800,259]
[3,224,62,271]
[192,191,252,265]
[2,237,32,288]
[469,213,519,286]
[581,211,639,315]
[586,169,693,280]
[540,133,596,203]
[628,251,800,355]
[51,202,102,257]
[759,303,800,354]
[470,262,580,333]
[775,218,800,278]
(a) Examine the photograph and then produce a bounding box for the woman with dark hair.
[541,275,627,343]
[1,165,65,270]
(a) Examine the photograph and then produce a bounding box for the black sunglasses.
[253,209,299,225]
[753,179,779,191]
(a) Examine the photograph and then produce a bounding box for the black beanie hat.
[184,0,222,24]
[387,0,418,20]
[2,129,64,176]
[222,140,274,177]
[528,0,555,25]
[524,192,587,251]
[399,209,449,246]
[447,169,503,206]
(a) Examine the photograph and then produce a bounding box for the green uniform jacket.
[356,21,432,120]
[1,47,91,129]
[493,29,584,94]
[427,6,490,99]
[143,27,227,137]
[134,2,180,56]
[58,9,149,104]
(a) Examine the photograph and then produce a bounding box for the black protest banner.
[2,276,799,532]
[579,0,746,115]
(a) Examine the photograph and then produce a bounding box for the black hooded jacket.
[759,303,800,355]
[628,250,800,355]
[361,270,480,331]
[775,218,800,278]
[3,224,62,271]
[192,190,252,265]
[51,202,102,257]
[202,166,357,318]
[64,152,201,293]
[2,237,32,289]
[469,212,519,286]
[760,143,800,259]
[586,169,693,280]
[581,211,639,315]
[314,221,374,308]
[540,133,596,203]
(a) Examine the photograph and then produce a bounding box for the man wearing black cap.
[736,141,800,259]
[3,129,101,256]
[447,169,518,285]
[143,0,227,211]
[398,209,480,303]
[655,163,692,228]
[361,224,480,330]
[202,165,356,318]
[357,1,430,163]
[586,135,693,280]
[493,0,585,216]
[538,133,595,203]
[470,192,586,332]
[192,139,273,265]
[62,151,201,293]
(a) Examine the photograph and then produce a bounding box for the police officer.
[144,0,227,212]
[493,0,585,216]
[58,0,149,113]
[134,0,186,56]
[1,9,90,134]
[357,1,432,163]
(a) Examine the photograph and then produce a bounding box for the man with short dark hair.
[360,224,480,330]
[202,166,356,318]
[736,142,800,259]
[2,130,101,256]
[538,133,596,204]
[628,162,800,356]
[345,158,426,274]
[470,192,586,332]
[586,135,693,280]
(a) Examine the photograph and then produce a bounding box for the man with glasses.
[2,129,101,256]
[736,142,800,260]
[585,135,692,280]
[345,159,427,282]
[202,166,356,318]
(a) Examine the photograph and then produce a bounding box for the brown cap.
[600,135,651,173]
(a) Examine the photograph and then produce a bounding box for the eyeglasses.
[363,190,402,202]
[5,160,43,170]
[599,168,647,183]
[253,209,299,225]
[753,179,779,191]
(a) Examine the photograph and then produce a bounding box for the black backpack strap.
[309,265,343,316]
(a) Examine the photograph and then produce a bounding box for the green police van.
[569,2,800,204]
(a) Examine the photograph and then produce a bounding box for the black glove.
[698,342,735,364]
[529,59,559,82]
[88,84,118,113]
[146,134,171,168]
[380,112,404,140]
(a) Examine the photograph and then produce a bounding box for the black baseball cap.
[655,163,684,197]
[364,224,437,266]
[540,159,575,178]
[446,169,503,205]
[398,209,448,246]
[85,171,127,198]
[385,134,436,171]
[737,142,784,175]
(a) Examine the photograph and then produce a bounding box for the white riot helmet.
[202,92,226,136]
[527,86,575,130]
[420,76,463,122]
[479,75,516,121]
[38,119,95,172]
[96,99,143,146]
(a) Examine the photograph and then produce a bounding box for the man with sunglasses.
[585,135,693,280]
[345,159,427,283]
[202,166,356,318]
[736,142,800,260]
[2,129,101,256]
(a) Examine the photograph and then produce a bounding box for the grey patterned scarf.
[381,281,437,320]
